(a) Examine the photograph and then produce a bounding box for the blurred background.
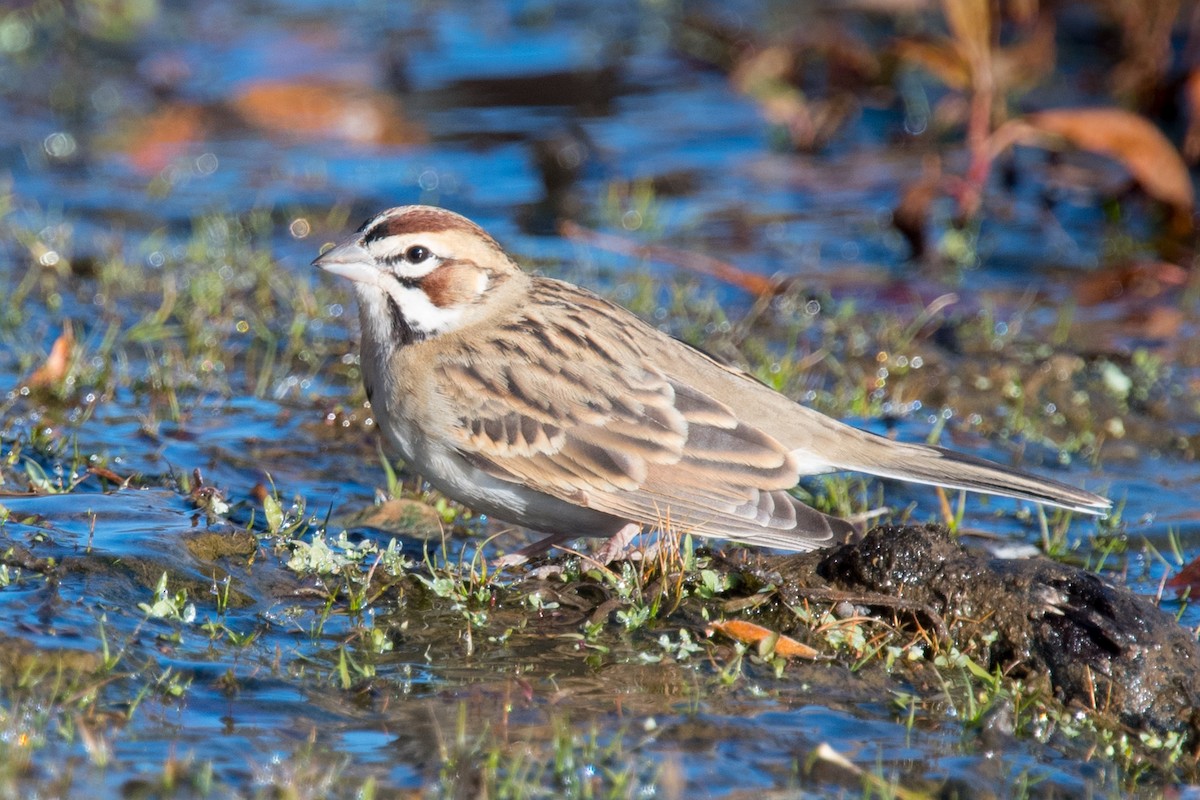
[6,0,1195,273]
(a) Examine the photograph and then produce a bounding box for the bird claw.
[590,523,645,565]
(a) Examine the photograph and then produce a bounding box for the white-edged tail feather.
[825,430,1110,515]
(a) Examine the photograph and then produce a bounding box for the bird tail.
[826,429,1110,515]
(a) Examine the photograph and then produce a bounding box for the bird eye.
[405,245,431,263]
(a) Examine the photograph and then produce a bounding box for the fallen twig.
[559,220,788,297]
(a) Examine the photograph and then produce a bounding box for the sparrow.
[313,205,1110,559]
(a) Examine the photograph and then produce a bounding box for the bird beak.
[312,240,378,285]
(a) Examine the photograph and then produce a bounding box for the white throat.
[355,281,465,351]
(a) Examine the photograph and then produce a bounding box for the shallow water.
[1,1,1198,796]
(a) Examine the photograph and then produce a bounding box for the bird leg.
[493,523,646,570]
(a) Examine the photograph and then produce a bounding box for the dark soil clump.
[760,525,1200,737]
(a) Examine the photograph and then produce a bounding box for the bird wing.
[433,280,847,549]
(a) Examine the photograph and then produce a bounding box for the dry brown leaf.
[1130,304,1184,340]
[942,0,991,70]
[990,14,1055,92]
[820,28,883,84]
[1167,554,1200,595]
[122,102,208,175]
[779,96,857,152]
[729,45,794,97]
[895,15,1052,96]
[1005,0,1040,25]
[1104,0,1179,106]
[339,497,445,539]
[229,80,427,146]
[892,38,971,89]
[1183,69,1200,164]
[88,466,128,485]
[708,619,821,659]
[892,14,1051,108]
[27,324,75,389]
[892,160,944,258]
[559,221,785,297]
[1101,303,1185,343]
[1074,260,1189,306]
[1002,108,1194,234]
[728,43,856,151]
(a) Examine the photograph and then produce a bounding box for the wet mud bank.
[756,525,1200,738]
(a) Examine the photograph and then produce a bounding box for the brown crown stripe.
[364,207,502,251]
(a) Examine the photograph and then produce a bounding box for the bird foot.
[590,523,645,565]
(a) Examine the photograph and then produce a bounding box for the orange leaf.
[1167,554,1200,595]
[1074,260,1188,306]
[1005,108,1195,234]
[88,466,127,485]
[27,324,75,389]
[229,80,426,146]
[708,619,821,659]
[120,102,208,175]
[559,221,784,297]
[1129,304,1183,340]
